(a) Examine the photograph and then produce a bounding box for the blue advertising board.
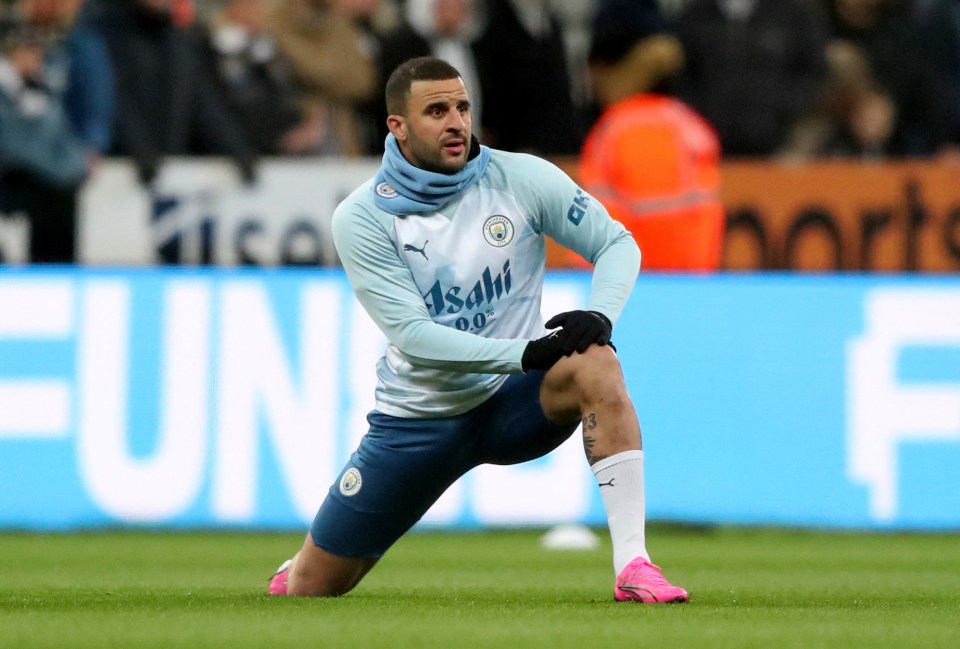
[1,269,958,530]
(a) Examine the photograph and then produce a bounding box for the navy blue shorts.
[310,370,578,558]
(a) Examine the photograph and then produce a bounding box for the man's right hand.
[521,310,614,372]
[521,331,566,372]
[544,310,612,354]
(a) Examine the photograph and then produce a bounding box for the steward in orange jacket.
[574,4,724,271]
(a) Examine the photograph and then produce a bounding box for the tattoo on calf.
[582,413,597,430]
[582,432,610,466]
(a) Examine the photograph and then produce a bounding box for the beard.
[404,128,470,175]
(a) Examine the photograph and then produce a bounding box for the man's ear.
[387,115,407,141]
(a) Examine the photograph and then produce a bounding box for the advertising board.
[2,270,957,530]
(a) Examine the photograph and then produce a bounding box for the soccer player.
[268,56,689,604]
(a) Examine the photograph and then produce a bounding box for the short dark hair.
[385,57,463,116]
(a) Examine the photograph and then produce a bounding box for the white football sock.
[592,450,649,575]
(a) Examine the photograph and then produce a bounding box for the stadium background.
[2,156,959,533]
[0,0,958,536]
[3,4,959,647]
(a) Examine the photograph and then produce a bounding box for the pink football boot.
[614,557,689,603]
[268,559,292,596]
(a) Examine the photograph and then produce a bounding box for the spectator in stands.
[62,1,114,163]
[170,0,193,26]
[336,0,404,154]
[474,0,585,155]
[0,16,88,262]
[917,0,960,158]
[82,0,257,186]
[549,0,596,120]
[20,0,114,164]
[813,0,939,158]
[365,0,484,150]
[675,0,830,158]
[266,0,378,157]
[197,0,323,156]
[0,0,112,263]
[338,0,402,53]
[574,0,724,272]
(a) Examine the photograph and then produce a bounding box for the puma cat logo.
[403,240,429,261]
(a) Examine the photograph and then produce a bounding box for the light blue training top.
[331,149,641,418]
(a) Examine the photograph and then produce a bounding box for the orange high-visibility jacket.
[576,94,725,271]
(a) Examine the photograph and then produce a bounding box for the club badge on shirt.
[482,215,514,247]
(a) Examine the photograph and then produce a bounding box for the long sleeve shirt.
[332,149,640,417]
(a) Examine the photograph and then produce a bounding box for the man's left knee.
[570,345,626,392]
[541,344,630,424]
[576,344,622,374]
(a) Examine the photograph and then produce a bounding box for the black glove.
[521,311,614,372]
[544,310,612,354]
[521,330,566,372]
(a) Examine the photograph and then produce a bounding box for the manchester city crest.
[339,467,363,496]
[482,215,514,247]
[375,182,398,198]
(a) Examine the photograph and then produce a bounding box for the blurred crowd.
[2,0,960,263]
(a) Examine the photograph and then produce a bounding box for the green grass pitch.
[2,526,958,649]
